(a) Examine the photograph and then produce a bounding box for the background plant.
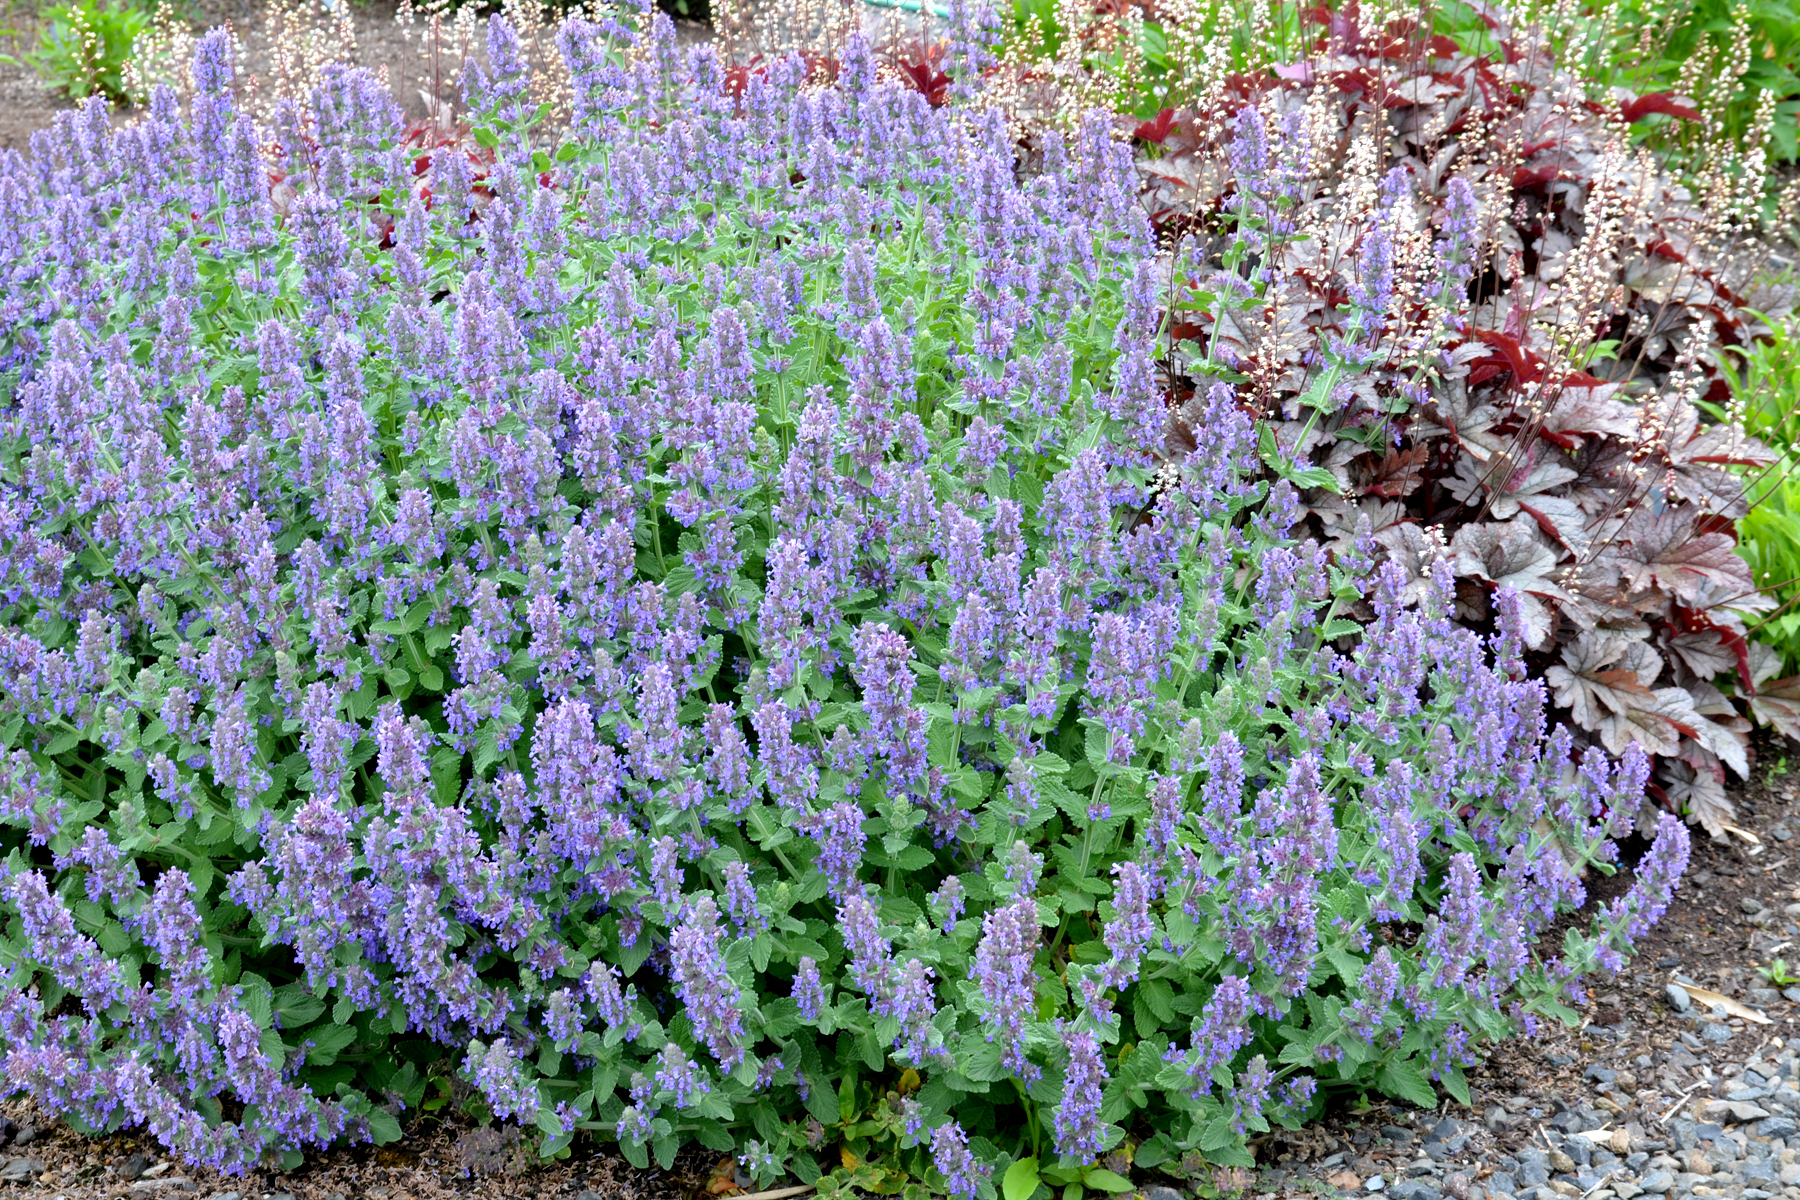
[11,0,147,101]
[1703,312,1800,679]
[0,13,1688,1189]
[1123,5,1800,839]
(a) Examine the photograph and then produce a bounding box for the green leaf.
[838,1066,858,1123]
[367,1109,403,1145]
[273,985,326,1028]
[1377,1057,1437,1108]
[1081,1170,1131,1194]
[1439,1064,1472,1108]
[537,1107,567,1139]
[304,1022,358,1065]
[1003,1157,1041,1200]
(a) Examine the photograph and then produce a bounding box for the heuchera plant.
[1134,7,1792,839]
[0,10,1688,1190]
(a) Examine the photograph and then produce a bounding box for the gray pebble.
[1142,1189,1184,1200]
[1367,1177,1387,1193]
[1702,1022,1733,1043]
[1640,1171,1675,1194]
[1741,896,1766,914]
[1518,1163,1550,1188]
[1758,1115,1798,1137]
[0,1159,44,1183]
[1784,986,1800,1003]
[1770,823,1793,841]
[10,1126,36,1147]
[574,1193,607,1200]
[1748,988,1782,1007]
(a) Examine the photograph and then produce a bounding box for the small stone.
[268,1193,298,1200]
[1760,1116,1799,1138]
[1369,1176,1388,1192]
[1590,1067,1620,1085]
[1329,1171,1363,1191]
[1615,1185,1643,1200]
[1143,1188,1184,1200]
[1684,1153,1714,1177]
[1392,1184,1441,1200]
[206,1193,242,1200]
[120,1152,151,1181]
[1785,987,1800,1004]
[0,1159,45,1183]
[132,1180,196,1195]
[1640,1172,1675,1194]
[1447,1174,1472,1200]
[1702,1023,1734,1043]
[1751,989,1784,1007]
[1780,1165,1800,1185]
[1772,824,1794,842]
[1667,985,1694,1013]
[10,1126,36,1147]
[1551,1152,1577,1174]
[1699,1100,1770,1123]
[1520,1164,1552,1188]
[1743,897,1768,914]
[574,1193,606,1200]
[1613,1131,1634,1155]
[1385,1127,1417,1144]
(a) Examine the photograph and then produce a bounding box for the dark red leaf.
[1511,164,1560,191]
[1133,109,1178,145]
[1621,92,1701,124]
[1470,328,1546,388]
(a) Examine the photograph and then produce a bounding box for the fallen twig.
[1655,1085,1698,1125]
[735,1187,817,1200]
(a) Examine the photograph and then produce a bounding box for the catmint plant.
[0,9,1684,1193]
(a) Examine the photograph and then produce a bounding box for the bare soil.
[0,0,712,153]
